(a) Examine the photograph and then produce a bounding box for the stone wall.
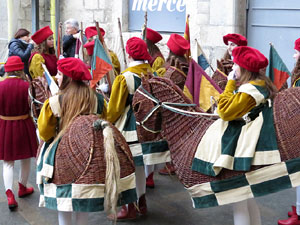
[1,0,247,73]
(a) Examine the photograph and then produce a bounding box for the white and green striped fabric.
[37,141,137,212]
[188,157,300,208]
[192,83,279,176]
[38,173,137,212]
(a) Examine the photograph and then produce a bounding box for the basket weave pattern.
[136,77,300,188]
[51,115,134,185]
[164,66,187,90]
[274,87,300,161]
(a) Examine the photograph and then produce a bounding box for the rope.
[135,87,219,133]
[137,87,220,118]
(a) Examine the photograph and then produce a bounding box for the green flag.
[266,44,291,90]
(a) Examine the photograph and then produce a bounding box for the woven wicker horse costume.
[37,115,137,213]
[133,76,300,208]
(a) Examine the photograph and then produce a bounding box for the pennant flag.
[184,14,191,58]
[41,63,59,95]
[90,39,113,89]
[266,44,291,90]
[196,40,209,70]
[183,59,222,112]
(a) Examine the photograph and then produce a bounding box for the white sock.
[145,165,154,177]
[247,198,261,225]
[135,166,146,198]
[296,186,300,215]
[3,161,14,191]
[232,199,251,225]
[58,211,72,225]
[19,158,31,186]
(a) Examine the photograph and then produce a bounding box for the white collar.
[129,60,147,67]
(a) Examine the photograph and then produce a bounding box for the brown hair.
[146,39,162,57]
[14,29,30,39]
[239,67,278,100]
[222,50,231,60]
[5,71,27,81]
[166,50,188,64]
[32,39,55,55]
[59,80,97,131]
[291,57,300,85]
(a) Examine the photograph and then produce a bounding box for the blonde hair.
[239,67,278,100]
[59,80,96,132]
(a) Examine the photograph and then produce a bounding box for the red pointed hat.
[167,34,190,56]
[294,38,300,51]
[146,28,162,43]
[4,56,24,72]
[84,40,95,56]
[223,33,247,46]
[85,26,105,39]
[57,58,92,81]
[31,26,53,44]
[126,37,152,61]
[232,46,268,73]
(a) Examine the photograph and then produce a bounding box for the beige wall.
[1,0,247,73]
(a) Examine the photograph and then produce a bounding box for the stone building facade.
[0,0,246,73]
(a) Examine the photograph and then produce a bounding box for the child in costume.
[0,56,37,210]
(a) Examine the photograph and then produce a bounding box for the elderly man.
[63,18,86,58]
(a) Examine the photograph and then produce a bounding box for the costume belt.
[0,114,29,120]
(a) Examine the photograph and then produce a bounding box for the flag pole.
[141,11,148,41]
[95,21,112,91]
[195,38,215,72]
[80,22,85,59]
[118,18,128,68]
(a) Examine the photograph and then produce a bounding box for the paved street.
[0,160,295,225]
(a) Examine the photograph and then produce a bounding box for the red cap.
[4,56,24,72]
[146,28,162,43]
[232,46,268,73]
[31,26,53,44]
[167,34,190,56]
[85,26,105,39]
[84,40,95,56]
[126,37,152,61]
[57,58,92,81]
[294,38,300,51]
[223,33,247,46]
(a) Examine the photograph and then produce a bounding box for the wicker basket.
[212,69,228,91]
[164,66,187,90]
[135,77,300,188]
[51,115,134,185]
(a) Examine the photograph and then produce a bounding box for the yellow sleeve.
[152,56,165,72]
[109,51,121,75]
[106,75,129,123]
[217,80,256,121]
[37,99,58,142]
[156,67,166,77]
[29,54,45,79]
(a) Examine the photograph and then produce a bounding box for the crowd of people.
[1,17,300,225]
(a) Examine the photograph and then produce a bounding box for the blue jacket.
[8,39,34,75]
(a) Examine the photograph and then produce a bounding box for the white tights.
[135,166,146,198]
[232,199,261,225]
[296,186,300,215]
[3,159,31,191]
[58,211,88,225]
[145,165,155,177]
